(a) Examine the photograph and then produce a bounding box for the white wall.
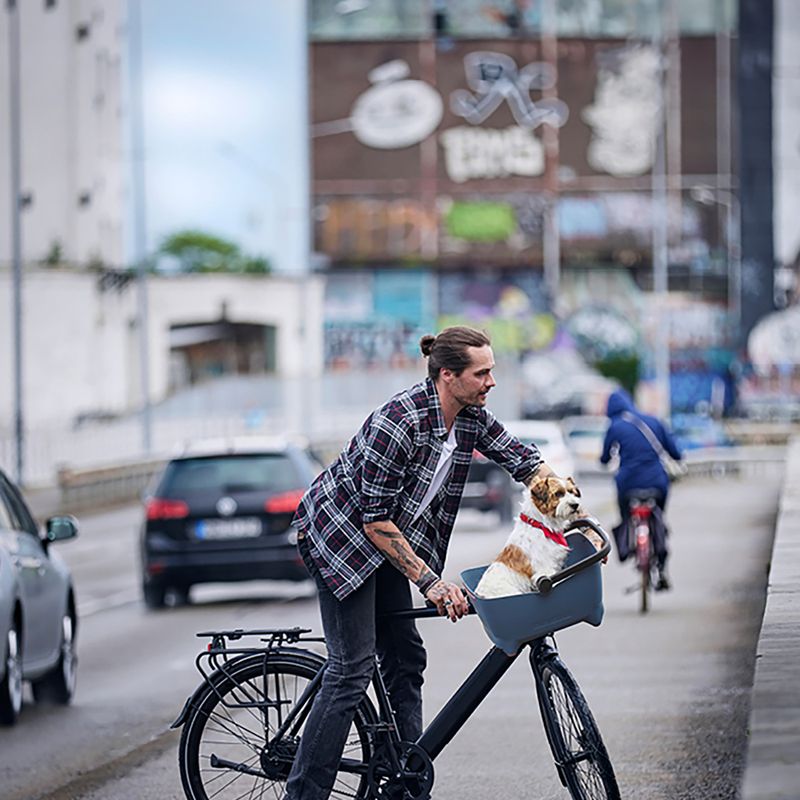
[0,0,126,269]
[0,267,324,430]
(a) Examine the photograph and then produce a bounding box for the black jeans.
[285,537,427,800]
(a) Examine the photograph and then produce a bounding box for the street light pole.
[652,9,671,420]
[7,0,24,484]
[128,0,152,453]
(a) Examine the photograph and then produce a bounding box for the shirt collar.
[424,378,448,440]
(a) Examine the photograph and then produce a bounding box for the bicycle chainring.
[261,736,300,781]
[366,742,434,800]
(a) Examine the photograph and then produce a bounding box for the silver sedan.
[0,468,79,726]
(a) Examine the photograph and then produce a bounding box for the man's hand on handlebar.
[425,579,469,622]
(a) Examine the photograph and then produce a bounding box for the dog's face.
[528,475,582,520]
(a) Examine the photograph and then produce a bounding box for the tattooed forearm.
[370,524,403,539]
[384,541,420,578]
[364,520,427,581]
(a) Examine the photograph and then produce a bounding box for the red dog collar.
[519,513,569,548]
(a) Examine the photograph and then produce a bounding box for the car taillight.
[265,489,306,514]
[146,498,190,520]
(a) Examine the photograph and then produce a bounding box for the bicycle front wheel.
[538,656,620,800]
[178,651,375,800]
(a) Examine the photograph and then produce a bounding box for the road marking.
[78,588,141,617]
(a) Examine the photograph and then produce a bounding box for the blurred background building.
[1,0,799,484]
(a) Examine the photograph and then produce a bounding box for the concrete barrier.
[56,458,166,512]
[741,437,800,799]
[48,442,787,514]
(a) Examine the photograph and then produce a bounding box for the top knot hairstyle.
[420,326,491,380]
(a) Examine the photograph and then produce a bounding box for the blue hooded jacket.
[600,389,682,498]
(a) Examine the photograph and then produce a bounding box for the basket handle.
[534,518,611,596]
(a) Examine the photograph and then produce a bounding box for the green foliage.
[158,229,270,274]
[445,201,516,242]
[42,240,63,267]
[594,352,640,395]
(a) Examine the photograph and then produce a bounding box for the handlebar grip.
[538,518,611,591]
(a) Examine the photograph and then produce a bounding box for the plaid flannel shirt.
[293,378,543,600]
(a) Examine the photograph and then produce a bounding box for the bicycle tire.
[635,520,650,614]
[538,656,620,800]
[178,650,376,800]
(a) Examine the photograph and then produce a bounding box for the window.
[162,455,302,496]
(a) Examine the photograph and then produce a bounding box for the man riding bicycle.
[600,388,682,591]
[285,326,564,800]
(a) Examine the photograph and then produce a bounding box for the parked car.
[462,420,577,524]
[560,415,610,475]
[670,413,734,451]
[139,437,323,609]
[462,452,516,523]
[0,467,79,726]
[503,419,576,480]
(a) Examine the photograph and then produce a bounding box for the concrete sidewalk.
[741,437,800,799]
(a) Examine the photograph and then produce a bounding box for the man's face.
[443,345,496,408]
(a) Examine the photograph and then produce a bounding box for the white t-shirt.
[411,426,457,523]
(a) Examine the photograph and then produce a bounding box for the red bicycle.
[624,490,661,614]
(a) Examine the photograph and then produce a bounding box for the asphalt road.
[0,468,782,800]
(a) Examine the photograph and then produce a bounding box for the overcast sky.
[137,0,308,273]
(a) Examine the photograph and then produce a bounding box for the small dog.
[475,474,601,598]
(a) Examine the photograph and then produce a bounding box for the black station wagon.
[139,438,322,608]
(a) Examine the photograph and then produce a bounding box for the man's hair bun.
[419,334,436,357]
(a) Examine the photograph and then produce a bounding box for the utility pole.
[7,0,24,484]
[128,0,152,453]
[652,1,671,419]
[540,0,560,303]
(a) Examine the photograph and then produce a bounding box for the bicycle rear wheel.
[537,656,620,800]
[178,651,375,800]
[635,520,651,614]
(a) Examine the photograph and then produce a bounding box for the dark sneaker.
[655,571,671,591]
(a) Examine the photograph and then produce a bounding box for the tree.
[158,229,270,274]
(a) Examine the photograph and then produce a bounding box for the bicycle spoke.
[180,655,373,800]
[540,659,619,800]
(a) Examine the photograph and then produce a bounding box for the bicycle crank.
[367,742,434,800]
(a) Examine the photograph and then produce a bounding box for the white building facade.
[0,0,127,268]
[0,267,324,430]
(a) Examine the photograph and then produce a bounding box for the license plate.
[195,518,262,540]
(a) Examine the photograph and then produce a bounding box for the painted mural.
[324,270,436,368]
[436,271,556,354]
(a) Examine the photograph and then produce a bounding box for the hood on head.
[606,389,635,418]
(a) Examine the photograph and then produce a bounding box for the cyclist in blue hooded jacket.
[600,388,682,590]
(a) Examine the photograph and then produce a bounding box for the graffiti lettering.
[451,52,569,129]
[439,126,544,183]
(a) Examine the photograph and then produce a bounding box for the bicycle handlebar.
[534,518,611,595]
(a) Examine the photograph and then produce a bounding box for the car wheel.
[143,580,166,610]
[32,613,77,705]
[0,625,23,725]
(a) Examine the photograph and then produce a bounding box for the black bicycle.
[172,520,620,800]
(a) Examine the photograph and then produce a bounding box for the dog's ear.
[566,476,581,497]
[529,476,551,506]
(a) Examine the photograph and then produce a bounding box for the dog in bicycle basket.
[475,474,603,598]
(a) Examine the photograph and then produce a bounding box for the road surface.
[0,468,782,799]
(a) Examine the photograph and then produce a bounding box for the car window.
[0,473,37,535]
[0,490,15,531]
[161,455,302,495]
